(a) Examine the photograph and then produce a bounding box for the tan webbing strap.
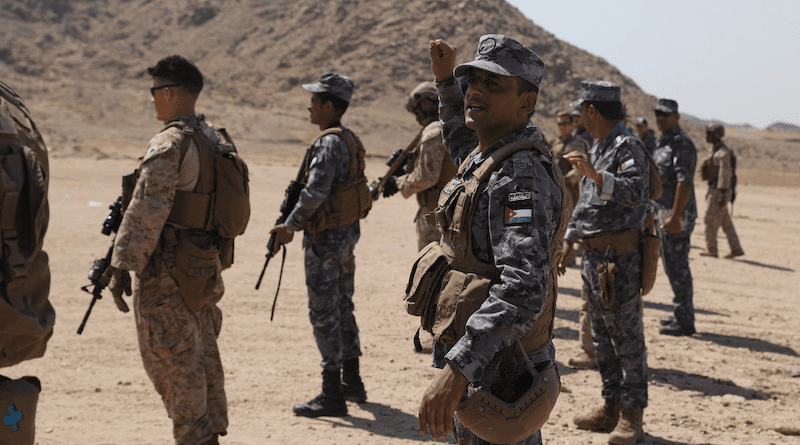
[166,117,213,231]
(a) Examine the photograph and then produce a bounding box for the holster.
[162,226,220,312]
[597,261,619,306]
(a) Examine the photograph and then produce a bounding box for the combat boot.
[293,369,347,417]
[342,357,367,403]
[724,248,744,259]
[608,407,644,445]
[568,351,597,369]
[574,397,620,431]
[699,250,718,258]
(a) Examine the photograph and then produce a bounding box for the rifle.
[255,147,311,320]
[368,128,424,201]
[77,196,123,335]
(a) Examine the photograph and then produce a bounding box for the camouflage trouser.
[134,258,227,445]
[416,204,440,251]
[704,191,741,255]
[579,283,595,357]
[303,235,362,370]
[582,247,648,410]
[658,224,694,327]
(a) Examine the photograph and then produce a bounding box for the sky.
[505,0,800,129]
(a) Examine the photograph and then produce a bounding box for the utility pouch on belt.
[432,269,493,345]
[640,213,661,296]
[404,241,450,332]
[597,261,619,306]
[168,229,219,312]
[700,156,718,183]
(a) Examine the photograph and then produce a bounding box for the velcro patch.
[504,207,532,225]
[619,158,635,171]
[508,191,531,202]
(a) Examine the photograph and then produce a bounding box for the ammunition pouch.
[305,176,372,235]
[431,269,494,345]
[597,260,620,306]
[700,156,718,183]
[416,185,441,208]
[404,242,450,331]
[163,227,220,312]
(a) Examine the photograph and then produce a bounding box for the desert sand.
[5,139,799,444]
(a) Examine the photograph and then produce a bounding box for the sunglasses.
[556,121,571,126]
[150,83,182,97]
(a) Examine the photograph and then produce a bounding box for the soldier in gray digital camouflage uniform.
[382,81,456,250]
[651,99,698,337]
[418,35,567,445]
[571,105,594,149]
[635,117,657,155]
[559,81,649,445]
[103,56,228,445]
[700,124,743,259]
[270,72,366,418]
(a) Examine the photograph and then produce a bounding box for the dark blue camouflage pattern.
[285,125,362,370]
[433,77,562,445]
[640,129,657,155]
[302,72,354,104]
[659,223,694,327]
[654,98,678,114]
[454,34,545,91]
[570,80,621,106]
[652,125,697,224]
[582,247,648,409]
[564,123,649,243]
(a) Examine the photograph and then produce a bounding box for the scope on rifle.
[101,197,124,236]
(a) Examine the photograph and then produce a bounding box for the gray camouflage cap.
[302,72,354,103]
[636,117,648,126]
[570,80,621,106]
[654,98,678,114]
[570,106,582,116]
[453,34,545,93]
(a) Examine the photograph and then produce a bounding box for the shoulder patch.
[508,191,531,202]
[504,206,532,225]
[512,150,534,178]
[143,127,182,162]
[619,157,636,171]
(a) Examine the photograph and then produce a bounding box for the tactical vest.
[0,80,55,368]
[411,122,458,208]
[302,127,372,235]
[431,139,569,355]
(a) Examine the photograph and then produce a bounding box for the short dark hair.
[516,77,537,118]
[147,55,204,96]
[317,92,349,116]
[584,100,623,121]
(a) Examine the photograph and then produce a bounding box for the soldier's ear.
[519,91,537,118]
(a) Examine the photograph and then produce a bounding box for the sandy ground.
[6,146,800,444]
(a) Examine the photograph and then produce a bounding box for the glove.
[102,265,132,313]
[383,176,399,198]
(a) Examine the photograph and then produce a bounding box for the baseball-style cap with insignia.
[453,34,545,93]
[654,98,678,114]
[636,117,648,126]
[570,106,582,116]
[302,72,354,103]
[570,80,621,107]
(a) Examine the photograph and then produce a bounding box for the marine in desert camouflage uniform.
[382,81,456,250]
[419,35,566,445]
[105,56,227,445]
[270,72,366,418]
[652,99,698,337]
[560,81,649,445]
[700,124,743,259]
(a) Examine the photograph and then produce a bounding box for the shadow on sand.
[643,300,725,318]
[312,402,448,442]
[696,331,798,357]
[649,367,771,400]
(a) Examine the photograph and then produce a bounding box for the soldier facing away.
[270,72,368,418]
[559,81,649,445]
[416,35,567,445]
[699,124,743,259]
[102,56,232,445]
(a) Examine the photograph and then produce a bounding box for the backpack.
[165,116,250,267]
[0,80,55,368]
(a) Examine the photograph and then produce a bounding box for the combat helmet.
[405,81,438,113]
[455,359,560,444]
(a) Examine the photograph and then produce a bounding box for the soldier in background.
[635,117,657,154]
[700,124,743,259]
[0,80,55,445]
[382,81,456,250]
[571,105,594,148]
[102,56,230,444]
[560,81,649,445]
[652,98,698,337]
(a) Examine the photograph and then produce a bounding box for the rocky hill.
[1,0,798,173]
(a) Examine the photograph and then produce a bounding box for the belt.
[580,229,640,256]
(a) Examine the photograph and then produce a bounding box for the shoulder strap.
[473,139,552,182]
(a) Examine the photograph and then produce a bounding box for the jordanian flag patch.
[504,207,532,225]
